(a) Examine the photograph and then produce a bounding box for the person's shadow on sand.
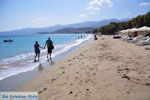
[38,63,43,70]
[48,60,55,65]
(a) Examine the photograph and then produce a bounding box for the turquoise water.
[0,34,85,59]
[0,34,92,80]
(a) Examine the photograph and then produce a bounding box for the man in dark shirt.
[44,37,54,61]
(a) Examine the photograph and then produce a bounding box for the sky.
[0,0,150,32]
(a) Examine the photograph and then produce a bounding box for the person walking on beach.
[44,37,54,61]
[94,34,97,40]
[34,41,42,62]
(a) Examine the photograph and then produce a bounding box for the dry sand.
[19,36,150,100]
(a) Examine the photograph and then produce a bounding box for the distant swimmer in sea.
[78,36,80,39]
[34,41,43,62]
[44,37,54,62]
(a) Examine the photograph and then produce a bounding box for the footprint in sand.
[62,71,65,74]
[51,78,56,83]
[126,91,130,94]
[86,89,90,91]
[52,78,56,81]
[93,73,96,75]
[38,91,42,94]
[125,68,130,70]
[75,76,78,79]
[69,63,72,65]
[74,94,78,97]
[121,74,130,80]
[91,68,94,70]
[117,69,123,73]
[38,88,47,94]
[70,83,73,86]
[80,53,84,56]
[145,83,150,86]
[85,89,92,96]
[88,79,91,81]
[85,79,92,83]
[74,91,82,97]
[69,91,73,94]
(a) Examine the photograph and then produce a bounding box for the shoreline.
[0,37,91,91]
[19,35,150,100]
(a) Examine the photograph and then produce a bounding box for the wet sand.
[19,35,150,100]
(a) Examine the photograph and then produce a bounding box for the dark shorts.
[48,48,52,54]
[35,49,40,54]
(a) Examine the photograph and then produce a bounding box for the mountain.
[0,18,130,35]
[48,27,94,34]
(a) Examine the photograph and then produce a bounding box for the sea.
[0,34,92,81]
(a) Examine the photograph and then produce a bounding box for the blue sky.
[0,0,150,32]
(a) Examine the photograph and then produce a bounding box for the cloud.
[79,14,87,17]
[77,0,113,18]
[37,17,48,21]
[140,2,150,7]
[90,11,98,15]
[86,0,113,11]
[86,6,101,11]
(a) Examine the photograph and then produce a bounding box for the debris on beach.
[145,47,150,50]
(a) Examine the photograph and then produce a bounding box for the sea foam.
[0,34,92,81]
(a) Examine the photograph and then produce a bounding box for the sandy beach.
[19,35,150,100]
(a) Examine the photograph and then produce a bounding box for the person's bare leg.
[38,53,40,61]
[47,53,48,59]
[50,53,52,61]
[47,53,49,61]
[34,54,37,62]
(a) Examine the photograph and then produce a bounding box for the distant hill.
[49,27,94,34]
[0,18,130,35]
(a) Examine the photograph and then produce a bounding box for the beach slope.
[19,36,150,100]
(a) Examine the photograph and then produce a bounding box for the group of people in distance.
[78,35,83,39]
[34,37,54,62]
